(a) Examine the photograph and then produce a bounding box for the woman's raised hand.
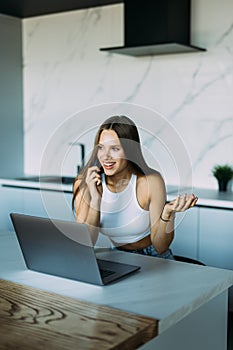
[163,193,198,220]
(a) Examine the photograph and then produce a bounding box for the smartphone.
[93,158,103,186]
[93,157,103,173]
[93,158,101,168]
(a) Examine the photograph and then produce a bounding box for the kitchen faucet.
[68,142,85,175]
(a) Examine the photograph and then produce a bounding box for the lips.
[103,162,116,170]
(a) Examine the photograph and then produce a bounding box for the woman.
[72,115,198,259]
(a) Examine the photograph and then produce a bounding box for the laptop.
[10,213,140,285]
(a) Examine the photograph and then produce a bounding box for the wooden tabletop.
[0,279,158,350]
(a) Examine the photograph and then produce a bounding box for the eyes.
[97,145,121,152]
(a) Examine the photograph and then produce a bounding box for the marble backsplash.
[22,0,233,190]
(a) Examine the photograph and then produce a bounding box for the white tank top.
[100,174,150,244]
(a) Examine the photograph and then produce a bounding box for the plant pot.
[218,179,228,192]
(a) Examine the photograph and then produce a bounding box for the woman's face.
[97,129,128,176]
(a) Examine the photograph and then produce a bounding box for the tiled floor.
[228,312,233,350]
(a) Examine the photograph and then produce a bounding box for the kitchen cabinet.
[0,184,112,248]
[199,207,233,269]
[0,186,74,231]
[198,207,233,311]
[23,189,74,221]
[0,186,24,231]
[170,207,199,260]
[171,205,233,267]
[23,188,111,247]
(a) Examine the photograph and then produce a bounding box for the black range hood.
[100,0,206,56]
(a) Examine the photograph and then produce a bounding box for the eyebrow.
[98,143,121,147]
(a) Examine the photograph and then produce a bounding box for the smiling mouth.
[103,162,115,170]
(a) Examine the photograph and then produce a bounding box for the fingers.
[86,166,101,186]
[172,193,198,212]
[96,178,101,186]
[90,165,100,173]
[190,196,198,208]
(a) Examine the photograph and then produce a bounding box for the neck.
[105,167,133,192]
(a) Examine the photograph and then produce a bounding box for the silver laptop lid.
[10,213,103,285]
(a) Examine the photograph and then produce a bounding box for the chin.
[104,170,114,176]
[103,167,117,175]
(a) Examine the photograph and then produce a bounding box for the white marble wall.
[23,0,233,190]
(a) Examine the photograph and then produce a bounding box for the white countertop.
[0,177,72,192]
[167,185,233,209]
[1,177,233,209]
[1,229,233,334]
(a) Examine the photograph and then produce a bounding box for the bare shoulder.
[137,171,165,189]
[136,171,166,209]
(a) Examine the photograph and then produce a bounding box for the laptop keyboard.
[99,268,115,278]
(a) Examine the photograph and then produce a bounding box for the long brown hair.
[72,115,155,210]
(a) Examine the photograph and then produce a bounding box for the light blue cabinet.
[0,185,112,248]
[199,207,233,269]
[0,186,24,231]
[171,206,233,270]
[198,207,233,311]
[23,189,74,221]
[170,207,199,260]
[0,186,75,231]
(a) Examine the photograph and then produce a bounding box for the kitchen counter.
[0,229,232,349]
[0,177,232,209]
[0,176,73,193]
[167,185,233,210]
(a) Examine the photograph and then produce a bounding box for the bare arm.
[147,173,174,254]
[147,173,198,254]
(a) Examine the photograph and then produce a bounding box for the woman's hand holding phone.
[86,161,102,201]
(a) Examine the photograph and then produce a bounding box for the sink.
[16,176,76,185]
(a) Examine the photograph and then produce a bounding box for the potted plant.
[212,164,233,192]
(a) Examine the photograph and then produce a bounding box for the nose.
[102,147,112,160]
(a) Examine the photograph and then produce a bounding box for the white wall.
[22,1,233,190]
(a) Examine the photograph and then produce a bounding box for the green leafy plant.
[212,164,233,181]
